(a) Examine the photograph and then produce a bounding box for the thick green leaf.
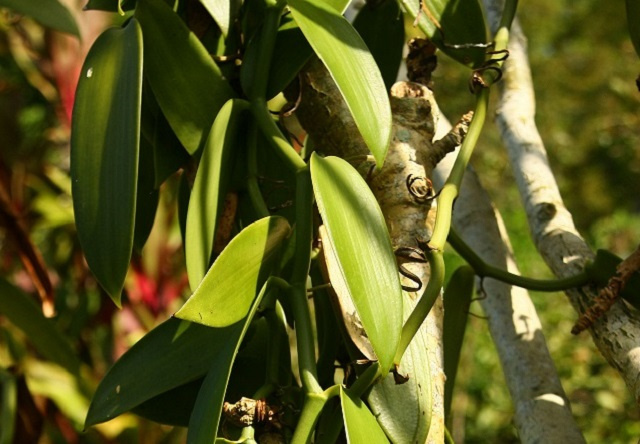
[311,154,402,374]
[85,318,239,427]
[0,0,79,37]
[368,287,431,444]
[199,0,240,36]
[132,377,203,426]
[341,387,389,444]
[288,0,392,167]
[400,0,487,68]
[83,0,136,12]
[626,0,640,58]
[443,265,474,420]
[0,279,80,375]
[135,0,234,155]
[0,369,16,444]
[185,99,248,289]
[185,281,272,444]
[177,216,291,327]
[71,19,143,303]
[266,21,313,100]
[353,0,404,91]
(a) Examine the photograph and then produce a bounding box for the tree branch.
[484,0,640,405]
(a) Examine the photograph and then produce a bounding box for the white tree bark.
[485,1,640,405]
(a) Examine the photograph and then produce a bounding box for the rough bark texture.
[294,58,451,443]
[484,0,640,405]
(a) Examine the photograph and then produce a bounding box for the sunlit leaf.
[443,265,474,419]
[311,154,402,373]
[135,0,234,155]
[199,0,241,36]
[353,0,404,90]
[177,216,291,327]
[0,279,80,375]
[85,318,240,427]
[185,99,249,289]
[399,0,488,68]
[341,386,389,444]
[71,19,143,304]
[288,0,392,167]
[0,0,79,37]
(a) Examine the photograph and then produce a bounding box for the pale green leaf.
[0,0,79,37]
[135,0,234,155]
[199,0,241,36]
[341,387,389,444]
[70,18,143,304]
[0,278,80,375]
[287,0,392,167]
[400,0,488,68]
[311,154,402,374]
[185,99,249,289]
[177,216,291,327]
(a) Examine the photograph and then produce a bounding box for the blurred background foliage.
[0,0,638,442]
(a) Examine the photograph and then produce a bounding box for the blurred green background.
[0,0,639,442]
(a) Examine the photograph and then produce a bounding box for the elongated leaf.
[0,0,79,37]
[199,0,240,36]
[185,280,272,443]
[131,378,203,426]
[341,387,388,444]
[135,0,234,155]
[311,154,402,374]
[288,0,392,167]
[626,0,640,58]
[0,279,80,375]
[368,287,431,443]
[133,136,159,253]
[71,19,143,304]
[400,0,487,68]
[177,216,291,327]
[443,265,474,420]
[185,99,249,289]
[85,318,238,427]
[353,0,404,91]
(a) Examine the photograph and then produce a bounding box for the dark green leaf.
[288,0,392,167]
[135,0,234,155]
[0,279,80,375]
[177,216,291,327]
[133,136,159,253]
[132,378,203,426]
[184,99,249,289]
[70,19,143,304]
[85,318,240,427]
[83,0,136,12]
[266,21,313,100]
[443,265,474,420]
[400,0,488,68]
[626,0,640,58]
[341,387,389,444]
[311,154,402,374]
[0,0,79,37]
[353,0,404,90]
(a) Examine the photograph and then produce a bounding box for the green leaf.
[135,0,234,155]
[288,0,392,167]
[71,19,142,304]
[0,369,16,444]
[443,265,474,420]
[341,387,389,444]
[185,280,272,444]
[368,287,432,443]
[85,318,239,427]
[185,99,249,289]
[83,0,136,12]
[0,0,79,37]
[266,21,313,100]
[310,154,402,374]
[400,0,488,68]
[131,378,203,426]
[353,0,405,91]
[626,0,640,58]
[0,279,80,375]
[177,216,291,327]
[199,0,240,36]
